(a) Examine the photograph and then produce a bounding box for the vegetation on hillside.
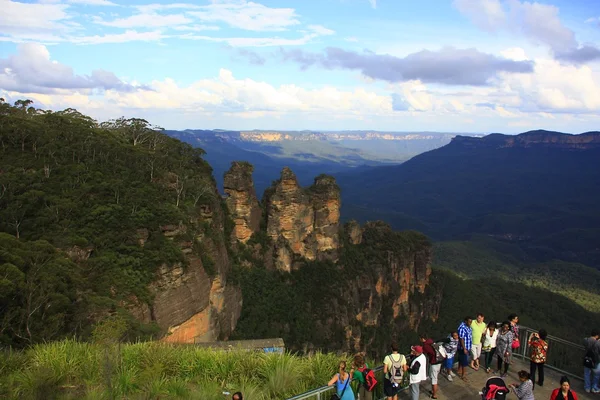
[420,268,600,343]
[0,99,220,347]
[434,237,600,311]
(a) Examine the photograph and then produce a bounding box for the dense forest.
[0,99,224,347]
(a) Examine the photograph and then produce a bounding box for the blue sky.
[1,0,600,133]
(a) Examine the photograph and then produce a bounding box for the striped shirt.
[514,379,535,400]
[458,322,472,351]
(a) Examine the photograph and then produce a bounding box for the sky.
[1,0,600,133]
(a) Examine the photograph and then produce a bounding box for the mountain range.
[165,129,476,195]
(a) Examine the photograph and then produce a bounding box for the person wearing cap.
[408,345,427,400]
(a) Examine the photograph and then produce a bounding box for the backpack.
[358,365,378,392]
[432,342,447,364]
[584,349,597,369]
[389,354,404,384]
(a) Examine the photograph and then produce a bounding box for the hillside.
[0,100,242,347]
[337,130,600,268]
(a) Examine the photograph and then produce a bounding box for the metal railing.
[287,365,409,400]
[512,325,585,380]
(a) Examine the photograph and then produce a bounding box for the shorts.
[471,343,482,359]
[429,363,442,384]
[445,356,454,369]
[383,378,400,396]
[457,351,469,367]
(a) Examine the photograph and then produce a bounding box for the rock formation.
[128,193,243,344]
[262,167,341,271]
[224,162,261,244]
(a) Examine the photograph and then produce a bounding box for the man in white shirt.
[409,345,427,400]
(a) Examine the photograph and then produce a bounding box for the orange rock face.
[224,162,261,244]
[264,168,341,271]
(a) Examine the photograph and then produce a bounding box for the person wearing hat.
[408,345,427,400]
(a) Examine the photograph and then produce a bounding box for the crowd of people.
[321,314,600,400]
[224,316,600,400]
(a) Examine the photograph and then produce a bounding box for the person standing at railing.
[352,354,373,400]
[496,321,515,378]
[328,360,355,400]
[583,329,600,394]
[482,321,498,373]
[470,313,487,371]
[528,329,548,388]
[408,345,427,400]
[457,316,473,382]
[550,376,579,400]
[509,314,521,350]
[382,342,407,400]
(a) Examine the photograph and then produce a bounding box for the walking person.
[550,376,580,400]
[496,321,515,377]
[408,345,427,400]
[352,353,373,400]
[528,328,548,388]
[383,342,407,400]
[509,370,535,400]
[457,316,473,381]
[583,329,600,393]
[482,321,498,373]
[328,361,355,400]
[442,331,459,382]
[470,313,486,371]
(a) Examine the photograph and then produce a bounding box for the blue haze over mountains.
[165,129,474,196]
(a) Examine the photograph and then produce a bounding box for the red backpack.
[358,365,378,392]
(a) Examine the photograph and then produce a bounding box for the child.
[442,331,459,382]
[510,370,535,400]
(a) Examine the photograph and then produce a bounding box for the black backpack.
[584,349,597,369]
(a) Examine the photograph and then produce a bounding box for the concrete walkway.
[402,358,597,399]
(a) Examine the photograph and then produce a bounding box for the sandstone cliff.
[129,186,242,344]
[262,167,341,271]
[224,162,261,244]
[452,130,600,150]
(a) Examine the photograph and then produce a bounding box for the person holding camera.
[528,329,548,388]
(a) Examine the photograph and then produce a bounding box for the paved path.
[400,358,597,399]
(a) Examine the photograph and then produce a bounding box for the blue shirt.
[458,322,473,351]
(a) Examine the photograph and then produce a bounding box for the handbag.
[511,337,520,350]
[330,373,350,400]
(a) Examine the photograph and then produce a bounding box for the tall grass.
[0,340,347,399]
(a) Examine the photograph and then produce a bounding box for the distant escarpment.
[452,130,600,149]
[224,163,438,355]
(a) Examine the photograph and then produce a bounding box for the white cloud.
[94,12,192,28]
[187,0,300,31]
[0,43,139,92]
[0,0,73,41]
[72,30,167,45]
[307,25,335,36]
[454,0,598,63]
[498,57,600,113]
[171,25,220,32]
[68,0,117,6]
[179,33,317,47]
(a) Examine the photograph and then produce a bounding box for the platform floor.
[401,358,597,399]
